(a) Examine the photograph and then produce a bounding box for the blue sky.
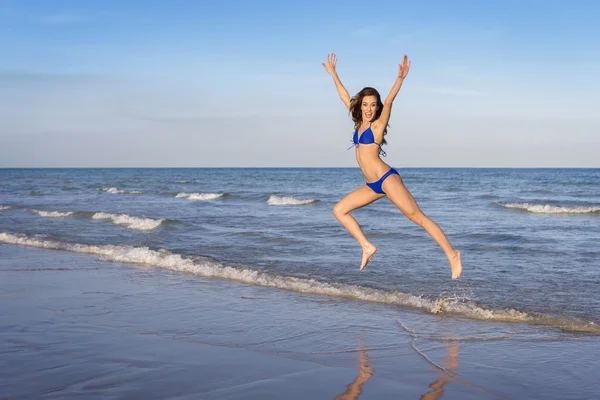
[1,0,599,167]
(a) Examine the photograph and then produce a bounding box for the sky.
[0,0,599,167]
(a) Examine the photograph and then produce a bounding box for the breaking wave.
[30,209,75,218]
[98,187,143,194]
[497,202,600,214]
[91,213,165,230]
[175,192,225,200]
[25,208,167,231]
[1,232,597,335]
[267,195,316,206]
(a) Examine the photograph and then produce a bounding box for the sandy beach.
[1,244,597,399]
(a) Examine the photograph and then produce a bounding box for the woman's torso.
[353,124,390,182]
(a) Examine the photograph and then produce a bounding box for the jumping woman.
[323,53,462,279]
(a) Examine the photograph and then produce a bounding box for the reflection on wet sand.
[420,343,459,400]
[333,340,460,400]
[334,344,373,400]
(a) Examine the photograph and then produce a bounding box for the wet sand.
[1,244,598,399]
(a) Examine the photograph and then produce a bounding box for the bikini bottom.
[366,168,399,194]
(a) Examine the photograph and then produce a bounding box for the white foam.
[31,209,75,218]
[175,192,224,200]
[0,232,432,311]
[92,212,165,230]
[0,205,12,210]
[98,187,143,194]
[499,202,600,214]
[1,232,597,334]
[267,195,316,206]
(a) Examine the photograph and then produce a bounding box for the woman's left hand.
[398,54,411,79]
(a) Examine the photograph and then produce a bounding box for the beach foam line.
[98,187,143,194]
[30,209,75,218]
[175,192,225,200]
[1,232,597,334]
[91,212,165,230]
[496,202,600,214]
[267,195,316,206]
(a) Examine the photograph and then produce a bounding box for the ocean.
[1,167,599,399]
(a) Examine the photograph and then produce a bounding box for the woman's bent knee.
[332,205,346,219]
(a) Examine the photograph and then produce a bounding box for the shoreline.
[2,232,598,336]
[1,244,598,399]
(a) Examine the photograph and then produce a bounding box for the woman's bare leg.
[333,186,386,270]
[382,175,462,279]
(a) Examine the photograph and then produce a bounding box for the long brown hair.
[349,87,388,145]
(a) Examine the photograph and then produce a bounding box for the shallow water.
[1,168,599,333]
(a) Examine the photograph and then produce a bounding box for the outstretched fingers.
[323,53,339,75]
[399,54,411,78]
[328,53,337,66]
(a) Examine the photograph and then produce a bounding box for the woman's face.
[361,95,378,123]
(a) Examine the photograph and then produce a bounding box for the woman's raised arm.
[376,54,411,130]
[322,53,351,109]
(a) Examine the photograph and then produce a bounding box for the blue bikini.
[350,124,399,195]
[351,125,387,157]
[366,168,399,194]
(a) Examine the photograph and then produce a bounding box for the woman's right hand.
[322,53,338,75]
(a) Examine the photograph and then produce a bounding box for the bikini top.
[349,124,387,157]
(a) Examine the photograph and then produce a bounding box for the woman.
[323,53,462,279]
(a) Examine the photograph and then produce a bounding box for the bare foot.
[450,250,462,279]
[360,243,377,270]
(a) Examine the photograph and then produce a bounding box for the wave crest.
[92,212,165,230]
[98,187,143,194]
[31,209,75,218]
[175,192,224,200]
[0,205,13,210]
[497,202,600,214]
[267,195,316,206]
